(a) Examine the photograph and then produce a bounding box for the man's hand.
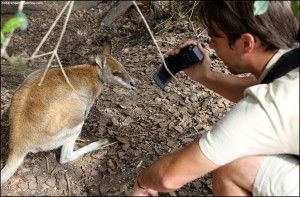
[132,178,158,196]
[131,141,219,196]
[166,39,258,102]
[166,40,212,83]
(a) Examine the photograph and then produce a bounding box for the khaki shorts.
[253,154,299,196]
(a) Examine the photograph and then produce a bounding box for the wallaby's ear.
[96,55,107,70]
[102,41,112,55]
[102,56,107,68]
[95,55,103,69]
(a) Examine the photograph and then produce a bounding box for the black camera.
[153,44,203,90]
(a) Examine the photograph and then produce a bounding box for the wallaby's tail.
[1,151,27,185]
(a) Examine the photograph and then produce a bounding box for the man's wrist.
[196,70,211,86]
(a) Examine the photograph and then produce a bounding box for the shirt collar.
[258,49,292,83]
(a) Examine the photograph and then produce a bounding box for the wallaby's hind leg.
[1,151,27,185]
[59,125,108,164]
[60,138,108,164]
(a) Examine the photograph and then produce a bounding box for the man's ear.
[239,33,255,53]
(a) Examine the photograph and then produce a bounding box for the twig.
[18,0,25,11]
[188,1,200,37]
[24,51,54,60]
[181,130,204,139]
[55,53,75,90]
[197,28,208,39]
[50,163,59,177]
[0,31,14,59]
[45,155,49,171]
[37,1,75,90]
[30,1,71,59]
[153,12,175,30]
[136,160,143,168]
[78,176,88,183]
[126,133,146,138]
[101,141,118,148]
[155,39,176,45]
[65,172,71,196]
[132,1,177,81]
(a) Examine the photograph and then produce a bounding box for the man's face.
[207,23,247,74]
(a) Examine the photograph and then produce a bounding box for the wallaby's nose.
[130,81,135,87]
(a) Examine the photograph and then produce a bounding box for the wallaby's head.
[95,42,136,90]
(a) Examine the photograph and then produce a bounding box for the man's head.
[197,1,298,50]
[195,1,299,76]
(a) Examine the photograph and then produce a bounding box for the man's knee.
[212,163,235,190]
[212,156,265,195]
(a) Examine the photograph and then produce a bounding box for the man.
[132,1,299,196]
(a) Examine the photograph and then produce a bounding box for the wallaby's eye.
[112,71,122,77]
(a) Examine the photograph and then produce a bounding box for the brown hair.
[196,1,299,50]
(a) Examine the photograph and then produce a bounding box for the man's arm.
[197,72,257,103]
[168,40,258,103]
[132,140,219,195]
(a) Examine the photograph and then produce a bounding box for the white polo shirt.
[199,49,299,165]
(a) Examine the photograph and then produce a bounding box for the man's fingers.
[165,40,199,56]
[197,42,210,60]
[148,190,159,196]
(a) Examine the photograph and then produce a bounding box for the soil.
[1,2,233,196]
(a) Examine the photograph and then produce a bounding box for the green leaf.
[2,16,26,33]
[254,1,270,15]
[1,32,5,44]
[291,1,299,16]
[15,11,28,30]
[2,11,28,33]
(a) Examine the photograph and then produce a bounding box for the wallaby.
[1,42,136,185]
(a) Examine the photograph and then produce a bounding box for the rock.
[192,181,202,189]
[116,136,129,144]
[166,139,175,147]
[190,94,198,102]
[107,159,115,169]
[181,137,194,144]
[111,117,119,126]
[169,191,177,196]
[121,117,134,126]
[100,185,109,194]
[88,188,100,196]
[119,184,128,192]
[178,190,187,196]
[174,125,184,133]
[45,177,56,187]
[168,122,175,129]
